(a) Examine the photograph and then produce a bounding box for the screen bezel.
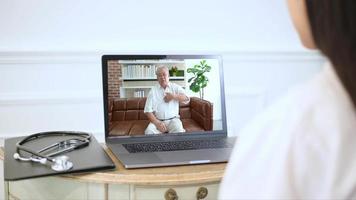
[102,55,227,143]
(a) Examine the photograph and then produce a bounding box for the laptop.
[102,55,235,168]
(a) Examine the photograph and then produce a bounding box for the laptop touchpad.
[155,149,222,162]
[119,153,162,165]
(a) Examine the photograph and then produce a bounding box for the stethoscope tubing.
[15,131,91,163]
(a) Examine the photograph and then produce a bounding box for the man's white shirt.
[144,82,189,120]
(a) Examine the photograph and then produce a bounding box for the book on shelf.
[133,90,145,98]
[123,65,157,79]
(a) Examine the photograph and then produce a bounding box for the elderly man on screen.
[144,66,189,135]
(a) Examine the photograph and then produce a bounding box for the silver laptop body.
[102,55,235,168]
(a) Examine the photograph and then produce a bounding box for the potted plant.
[170,66,178,76]
[187,60,211,99]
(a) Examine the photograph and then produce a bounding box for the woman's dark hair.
[305,0,356,106]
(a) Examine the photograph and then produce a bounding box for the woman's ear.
[287,0,317,49]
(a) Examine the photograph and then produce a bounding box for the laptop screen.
[102,55,227,139]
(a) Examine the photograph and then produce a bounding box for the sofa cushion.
[112,111,125,121]
[113,99,126,110]
[139,98,147,109]
[110,121,135,136]
[129,120,150,136]
[181,119,205,132]
[127,98,140,110]
[125,110,139,120]
[139,110,148,120]
[179,107,191,119]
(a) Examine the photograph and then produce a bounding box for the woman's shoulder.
[290,63,356,136]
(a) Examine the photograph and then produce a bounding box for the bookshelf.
[119,60,187,98]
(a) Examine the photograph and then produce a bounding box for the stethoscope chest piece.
[51,156,73,172]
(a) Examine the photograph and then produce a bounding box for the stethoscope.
[13,131,91,172]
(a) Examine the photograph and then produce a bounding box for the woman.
[219,0,356,199]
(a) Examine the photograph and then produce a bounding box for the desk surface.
[0,145,226,186]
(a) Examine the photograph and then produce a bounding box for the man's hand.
[154,120,168,133]
[164,92,176,103]
[146,112,168,134]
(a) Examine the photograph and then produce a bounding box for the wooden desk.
[1,145,226,200]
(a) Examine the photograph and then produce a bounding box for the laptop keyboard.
[123,139,229,153]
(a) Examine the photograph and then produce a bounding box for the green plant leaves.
[189,82,201,92]
[186,59,211,99]
[188,77,195,83]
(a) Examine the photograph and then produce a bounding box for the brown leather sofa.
[108,97,213,136]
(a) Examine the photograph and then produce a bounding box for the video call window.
[105,58,223,137]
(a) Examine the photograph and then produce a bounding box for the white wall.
[0,0,326,142]
[0,0,304,52]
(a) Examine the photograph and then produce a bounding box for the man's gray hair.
[155,66,169,75]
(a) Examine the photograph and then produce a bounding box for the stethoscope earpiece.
[14,153,20,160]
[13,153,21,160]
